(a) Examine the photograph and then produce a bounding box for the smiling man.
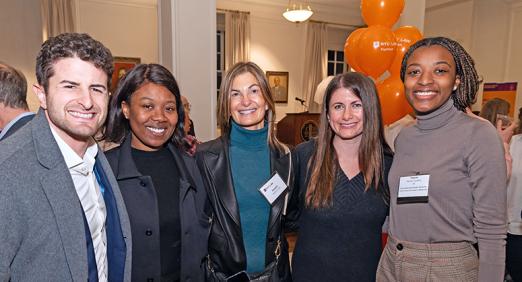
[0,33,131,282]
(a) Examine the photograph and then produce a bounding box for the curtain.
[41,0,76,41]
[301,22,327,113]
[224,11,250,70]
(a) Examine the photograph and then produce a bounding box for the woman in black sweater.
[103,64,208,281]
[289,72,392,281]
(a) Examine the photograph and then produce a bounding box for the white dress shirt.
[50,128,108,282]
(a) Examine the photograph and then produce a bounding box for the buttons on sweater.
[140,181,147,187]
[145,229,153,236]
[396,243,403,251]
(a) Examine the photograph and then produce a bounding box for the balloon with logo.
[344,28,366,73]
[361,0,405,27]
[356,25,396,79]
[389,26,423,76]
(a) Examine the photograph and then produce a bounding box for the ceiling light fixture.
[283,1,314,23]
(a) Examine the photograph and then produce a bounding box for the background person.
[271,76,287,102]
[0,62,34,141]
[506,107,522,282]
[103,63,208,282]
[195,61,293,281]
[290,72,392,282]
[0,32,131,282]
[377,37,507,282]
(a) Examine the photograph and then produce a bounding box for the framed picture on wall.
[111,56,141,93]
[267,71,289,103]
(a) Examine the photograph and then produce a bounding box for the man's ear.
[33,84,47,109]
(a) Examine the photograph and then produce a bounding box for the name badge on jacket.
[259,172,288,205]
[397,174,430,204]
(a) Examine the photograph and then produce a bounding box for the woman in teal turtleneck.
[195,62,293,281]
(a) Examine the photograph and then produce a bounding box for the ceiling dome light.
[283,1,313,23]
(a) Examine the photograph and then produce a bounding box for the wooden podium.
[276,112,320,147]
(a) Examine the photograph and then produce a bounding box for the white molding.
[80,0,156,9]
[426,0,472,11]
[503,5,522,80]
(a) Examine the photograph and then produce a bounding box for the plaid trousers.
[376,236,478,282]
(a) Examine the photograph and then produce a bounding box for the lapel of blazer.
[168,143,196,201]
[114,135,142,180]
[95,153,127,282]
[202,136,241,227]
[97,149,132,282]
[32,110,88,281]
[267,149,290,233]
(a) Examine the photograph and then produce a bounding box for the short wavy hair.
[35,33,113,91]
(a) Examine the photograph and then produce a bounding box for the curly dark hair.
[400,37,482,111]
[103,63,186,148]
[35,33,113,92]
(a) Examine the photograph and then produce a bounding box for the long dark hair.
[103,64,185,147]
[305,72,390,208]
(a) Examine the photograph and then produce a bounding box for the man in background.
[0,62,34,141]
[0,33,131,282]
[271,76,287,102]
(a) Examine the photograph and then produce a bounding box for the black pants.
[507,233,522,282]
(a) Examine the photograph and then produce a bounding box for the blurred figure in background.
[0,62,34,141]
[506,107,522,282]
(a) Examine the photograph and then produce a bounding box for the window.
[327,50,348,76]
[216,30,225,97]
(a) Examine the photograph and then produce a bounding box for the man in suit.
[0,33,131,282]
[0,62,35,141]
[271,76,287,102]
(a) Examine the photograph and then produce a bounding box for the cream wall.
[424,0,522,114]
[77,0,158,64]
[0,0,43,111]
[0,0,158,112]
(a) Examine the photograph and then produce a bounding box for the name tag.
[258,173,288,205]
[397,174,429,204]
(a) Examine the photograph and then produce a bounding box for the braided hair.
[400,37,482,111]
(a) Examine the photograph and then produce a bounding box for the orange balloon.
[389,26,423,76]
[361,0,405,27]
[344,28,366,73]
[377,75,411,125]
[356,25,396,79]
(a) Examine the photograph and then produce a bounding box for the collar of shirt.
[50,127,98,175]
[0,112,34,140]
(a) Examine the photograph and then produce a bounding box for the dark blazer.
[0,112,34,141]
[0,109,132,281]
[195,135,294,281]
[105,135,209,282]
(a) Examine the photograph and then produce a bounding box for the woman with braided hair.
[376,37,507,282]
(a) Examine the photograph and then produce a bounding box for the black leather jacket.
[195,136,294,281]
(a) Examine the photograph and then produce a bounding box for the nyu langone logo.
[373,41,380,49]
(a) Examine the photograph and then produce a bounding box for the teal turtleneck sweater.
[229,120,271,273]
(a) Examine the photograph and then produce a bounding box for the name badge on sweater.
[397,174,429,204]
[259,172,288,205]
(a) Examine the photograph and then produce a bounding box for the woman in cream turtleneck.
[377,37,507,282]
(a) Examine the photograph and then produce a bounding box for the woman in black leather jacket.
[195,62,294,281]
